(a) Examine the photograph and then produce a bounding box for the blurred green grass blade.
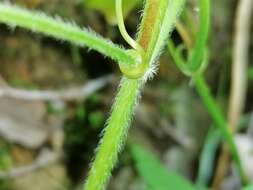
[196,128,220,187]
[131,144,197,190]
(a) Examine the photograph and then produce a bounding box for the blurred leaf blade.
[196,128,221,187]
[131,144,198,190]
[243,184,253,190]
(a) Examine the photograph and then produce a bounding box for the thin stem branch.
[0,3,135,66]
[193,74,246,183]
[169,0,210,75]
[116,0,142,52]
[167,0,247,185]
[188,0,210,72]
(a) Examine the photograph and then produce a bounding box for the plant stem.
[0,3,135,66]
[193,74,246,183]
[116,0,142,52]
[84,0,185,189]
[84,78,141,190]
[212,0,253,187]
[188,0,210,72]
[228,0,252,132]
[167,0,246,184]
[138,0,185,64]
[168,0,210,75]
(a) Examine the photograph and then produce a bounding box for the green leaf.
[85,0,141,24]
[131,144,197,190]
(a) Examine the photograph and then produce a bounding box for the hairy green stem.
[0,3,135,66]
[138,0,185,64]
[193,74,246,182]
[84,0,185,189]
[84,78,141,190]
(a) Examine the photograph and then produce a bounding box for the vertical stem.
[84,78,141,190]
[193,74,246,183]
[84,0,185,189]
[84,0,162,187]
[228,0,253,133]
[188,0,210,72]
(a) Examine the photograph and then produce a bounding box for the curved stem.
[188,0,210,72]
[170,0,210,75]
[193,74,246,183]
[116,0,143,53]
